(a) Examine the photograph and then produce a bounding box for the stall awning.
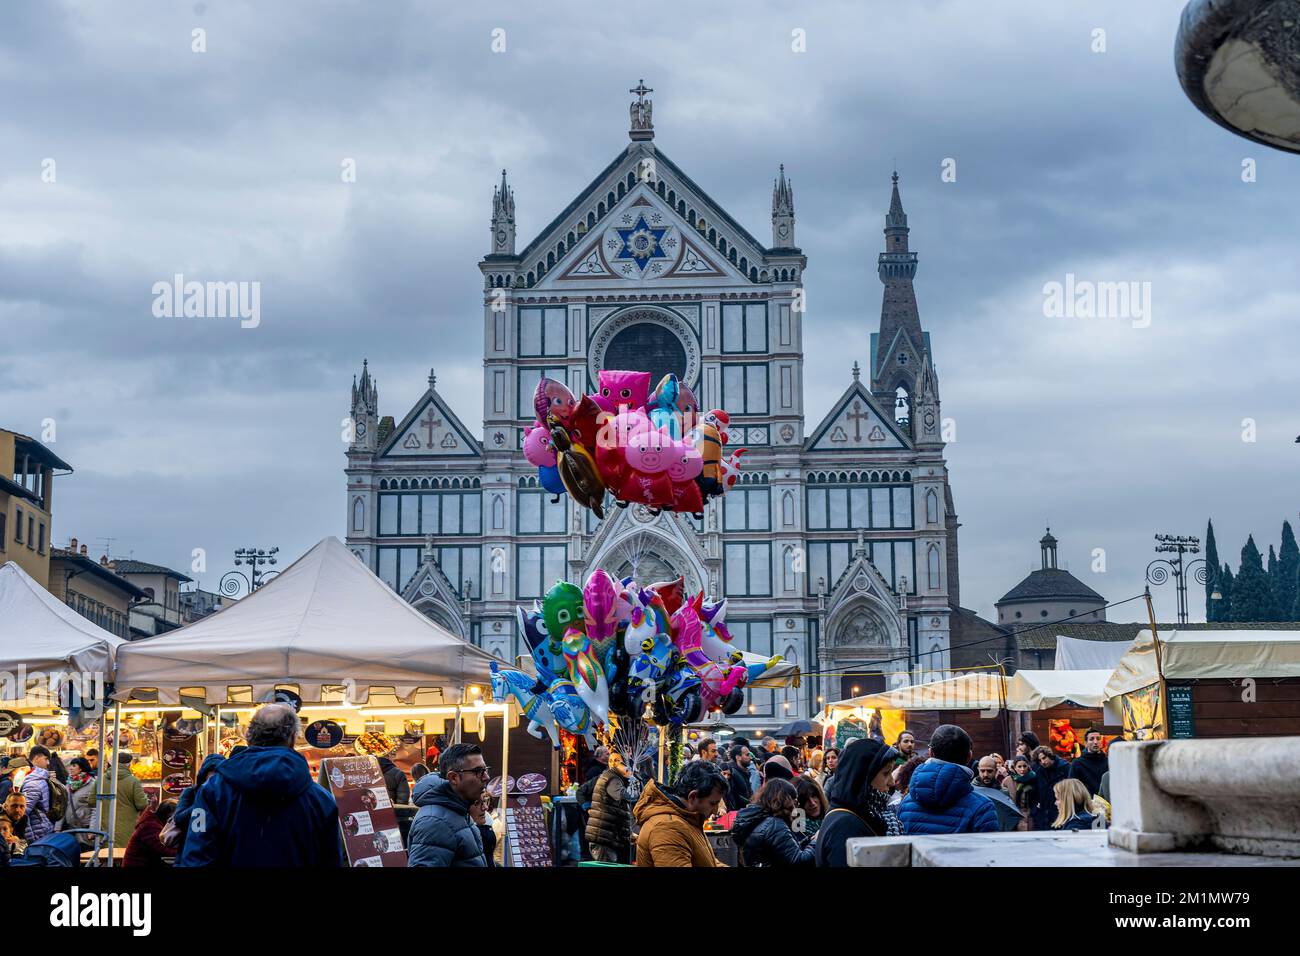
[0,561,125,703]
[826,672,1006,713]
[1054,635,1134,672]
[1104,628,1300,701]
[825,668,1111,715]
[113,537,500,705]
[1006,669,1111,709]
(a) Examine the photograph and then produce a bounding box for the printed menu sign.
[1167,685,1195,739]
[159,728,199,798]
[320,755,406,867]
[504,793,552,868]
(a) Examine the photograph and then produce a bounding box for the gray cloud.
[1,0,1296,623]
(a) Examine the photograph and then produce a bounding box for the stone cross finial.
[852,361,861,382]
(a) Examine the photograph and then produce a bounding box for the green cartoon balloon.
[542,580,584,643]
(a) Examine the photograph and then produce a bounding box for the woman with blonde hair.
[1051,777,1104,831]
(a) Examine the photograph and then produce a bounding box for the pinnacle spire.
[490,169,516,254]
[771,162,796,248]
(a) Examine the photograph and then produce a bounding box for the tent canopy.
[1006,669,1111,710]
[1054,635,1133,672]
[827,672,1005,713]
[0,560,124,704]
[825,669,1110,715]
[113,537,500,705]
[1104,628,1300,701]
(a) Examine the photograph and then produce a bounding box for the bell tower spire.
[771,163,796,248]
[490,168,516,256]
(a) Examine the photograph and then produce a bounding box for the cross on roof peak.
[630,79,653,102]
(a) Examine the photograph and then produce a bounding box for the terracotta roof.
[111,559,193,583]
[1014,620,1300,651]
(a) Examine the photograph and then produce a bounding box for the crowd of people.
[572,723,1113,868]
[1,705,1112,868]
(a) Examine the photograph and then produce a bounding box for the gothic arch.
[585,527,706,595]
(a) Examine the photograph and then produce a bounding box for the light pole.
[219,546,280,598]
[1145,534,1207,626]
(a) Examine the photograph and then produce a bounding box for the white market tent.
[1054,634,1133,672]
[113,536,500,706]
[0,560,125,704]
[1005,669,1111,710]
[1103,628,1300,701]
[825,668,1111,715]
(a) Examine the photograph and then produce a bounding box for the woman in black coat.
[1030,746,1071,831]
[731,779,815,867]
[814,737,900,868]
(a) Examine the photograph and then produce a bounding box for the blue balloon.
[539,464,566,496]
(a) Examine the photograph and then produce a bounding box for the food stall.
[0,560,127,861]
[1103,628,1300,740]
[111,537,515,865]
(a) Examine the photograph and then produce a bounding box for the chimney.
[69,536,78,553]
[80,544,88,556]
[99,554,109,566]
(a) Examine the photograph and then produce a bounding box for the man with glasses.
[408,743,490,867]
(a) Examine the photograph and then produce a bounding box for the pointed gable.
[380,385,482,459]
[806,381,910,452]
[517,145,770,290]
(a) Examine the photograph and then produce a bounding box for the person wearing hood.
[814,737,900,868]
[731,778,816,867]
[760,754,795,783]
[407,743,488,867]
[1067,730,1108,797]
[173,753,225,856]
[632,760,726,867]
[177,704,342,867]
[898,726,998,835]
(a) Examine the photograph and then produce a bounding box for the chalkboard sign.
[1167,685,1195,739]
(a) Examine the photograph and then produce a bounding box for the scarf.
[864,788,901,836]
[68,770,94,793]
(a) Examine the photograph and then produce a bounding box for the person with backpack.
[20,746,65,841]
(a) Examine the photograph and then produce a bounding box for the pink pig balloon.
[523,422,557,467]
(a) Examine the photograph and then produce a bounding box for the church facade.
[344,85,961,731]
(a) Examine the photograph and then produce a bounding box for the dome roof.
[997,568,1105,606]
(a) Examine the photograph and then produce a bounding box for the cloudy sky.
[2,1,1296,624]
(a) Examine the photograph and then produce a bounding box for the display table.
[706,829,738,867]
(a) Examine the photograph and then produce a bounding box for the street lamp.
[1145,534,1207,626]
[220,546,280,598]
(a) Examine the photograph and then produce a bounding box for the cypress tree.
[1204,520,1221,621]
[1217,563,1234,622]
[1268,545,1281,621]
[1277,521,1300,622]
[1232,535,1278,622]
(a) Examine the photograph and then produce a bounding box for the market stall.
[0,560,127,860]
[820,668,1118,757]
[1103,628,1300,740]
[111,536,520,865]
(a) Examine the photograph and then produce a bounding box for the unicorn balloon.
[622,590,674,708]
[490,662,560,749]
[671,596,748,712]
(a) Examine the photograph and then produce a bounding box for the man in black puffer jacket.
[585,753,634,863]
[1067,730,1108,797]
[731,778,814,867]
[407,744,487,867]
[377,756,411,806]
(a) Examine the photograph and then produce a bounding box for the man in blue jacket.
[407,743,489,866]
[178,704,342,867]
[898,725,998,835]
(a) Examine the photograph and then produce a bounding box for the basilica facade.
[344,85,961,731]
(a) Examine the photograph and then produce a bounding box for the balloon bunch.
[520,370,746,519]
[490,570,783,748]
